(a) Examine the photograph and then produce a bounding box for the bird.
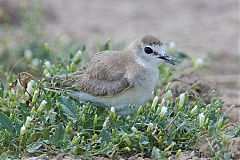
[46,35,179,115]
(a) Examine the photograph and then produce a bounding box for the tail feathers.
[44,76,65,88]
[43,70,85,91]
[43,76,76,92]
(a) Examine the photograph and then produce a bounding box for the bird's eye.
[144,47,153,54]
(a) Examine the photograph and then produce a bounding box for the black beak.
[158,52,180,65]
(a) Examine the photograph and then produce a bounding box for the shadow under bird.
[46,35,179,115]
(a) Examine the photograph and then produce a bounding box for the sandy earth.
[41,0,239,56]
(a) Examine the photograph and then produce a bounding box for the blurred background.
[0,0,239,120]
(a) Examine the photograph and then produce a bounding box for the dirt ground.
[41,0,239,55]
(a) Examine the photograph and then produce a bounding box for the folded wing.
[52,51,135,97]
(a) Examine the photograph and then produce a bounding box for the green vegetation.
[0,3,239,159]
[0,47,239,159]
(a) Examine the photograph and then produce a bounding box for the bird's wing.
[60,51,136,97]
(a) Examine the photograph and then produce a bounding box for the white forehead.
[140,42,166,53]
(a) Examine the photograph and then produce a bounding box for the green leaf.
[119,124,129,132]
[175,51,190,60]
[151,147,160,159]
[0,152,11,159]
[0,97,7,107]
[53,123,65,144]
[0,112,14,134]
[57,96,77,121]
[140,135,149,145]
[100,128,111,148]
[99,39,111,52]
[27,142,43,153]
[28,132,43,143]
[224,153,231,160]
[0,82,4,97]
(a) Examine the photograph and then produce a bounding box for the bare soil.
[41,0,239,56]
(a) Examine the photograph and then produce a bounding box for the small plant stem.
[206,137,215,156]
[18,72,42,87]
[10,57,25,73]
[164,111,181,131]
[223,104,235,116]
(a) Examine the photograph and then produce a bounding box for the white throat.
[135,55,147,67]
[134,53,160,69]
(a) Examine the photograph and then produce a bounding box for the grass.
[0,46,239,159]
[0,3,239,159]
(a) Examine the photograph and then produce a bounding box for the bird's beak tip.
[158,51,180,65]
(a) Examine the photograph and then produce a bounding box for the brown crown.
[141,35,163,46]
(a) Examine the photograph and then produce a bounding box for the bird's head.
[127,35,179,66]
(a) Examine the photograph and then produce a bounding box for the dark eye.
[144,47,153,54]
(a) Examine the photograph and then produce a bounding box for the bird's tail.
[43,71,83,92]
